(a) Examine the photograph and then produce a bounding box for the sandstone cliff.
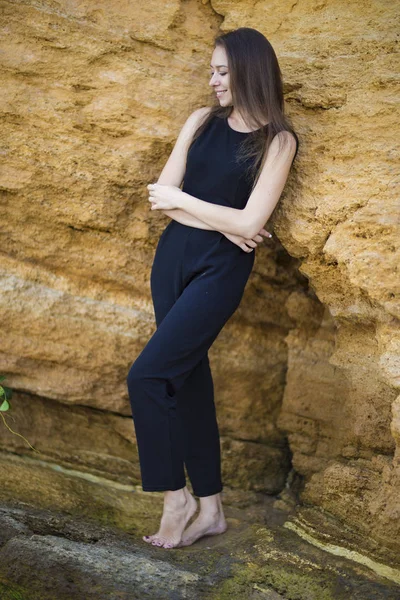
[0,0,398,567]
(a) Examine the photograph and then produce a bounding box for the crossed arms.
[152,107,297,245]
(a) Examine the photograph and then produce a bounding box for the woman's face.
[209,46,232,106]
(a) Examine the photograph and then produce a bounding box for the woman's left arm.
[148,131,297,239]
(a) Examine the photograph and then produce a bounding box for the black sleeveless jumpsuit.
[127,114,260,497]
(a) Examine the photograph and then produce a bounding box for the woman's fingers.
[252,234,263,243]
[259,228,272,238]
[241,229,273,251]
[224,227,273,252]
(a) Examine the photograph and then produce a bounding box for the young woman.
[127,27,299,549]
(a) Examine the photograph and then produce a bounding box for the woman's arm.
[180,132,297,238]
[149,131,297,239]
[160,208,216,231]
[160,208,271,252]
[153,108,224,233]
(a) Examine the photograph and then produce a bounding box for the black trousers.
[126,221,255,497]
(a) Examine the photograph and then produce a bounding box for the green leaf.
[0,386,12,400]
[0,399,10,412]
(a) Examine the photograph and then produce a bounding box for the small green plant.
[0,375,39,453]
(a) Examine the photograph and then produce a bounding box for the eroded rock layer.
[0,0,398,560]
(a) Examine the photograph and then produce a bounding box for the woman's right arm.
[161,207,270,252]
[160,208,215,230]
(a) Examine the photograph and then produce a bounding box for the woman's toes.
[150,536,176,548]
[151,539,163,546]
[160,540,175,548]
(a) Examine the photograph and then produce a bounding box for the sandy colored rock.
[0,0,399,565]
[1,476,400,599]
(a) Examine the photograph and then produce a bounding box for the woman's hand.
[223,228,272,252]
[147,183,183,211]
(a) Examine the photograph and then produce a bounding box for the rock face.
[2,499,400,600]
[0,0,398,562]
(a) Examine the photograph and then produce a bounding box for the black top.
[182,115,260,210]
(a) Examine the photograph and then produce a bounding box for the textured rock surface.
[1,495,400,599]
[0,0,304,496]
[0,0,399,566]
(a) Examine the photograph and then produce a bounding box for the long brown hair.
[189,27,299,192]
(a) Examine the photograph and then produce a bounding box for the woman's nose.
[209,74,219,86]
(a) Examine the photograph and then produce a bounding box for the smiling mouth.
[216,90,227,97]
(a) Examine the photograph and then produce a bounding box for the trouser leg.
[140,230,222,496]
[176,354,222,497]
[126,266,246,495]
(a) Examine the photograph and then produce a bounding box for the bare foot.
[142,487,198,549]
[177,508,227,547]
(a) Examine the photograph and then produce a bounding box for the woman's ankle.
[198,494,222,516]
[164,486,191,506]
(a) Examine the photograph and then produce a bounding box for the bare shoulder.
[274,130,297,149]
[174,106,213,147]
[184,106,213,130]
[267,129,298,163]
[189,106,213,121]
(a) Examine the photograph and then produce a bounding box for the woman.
[127,27,299,549]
